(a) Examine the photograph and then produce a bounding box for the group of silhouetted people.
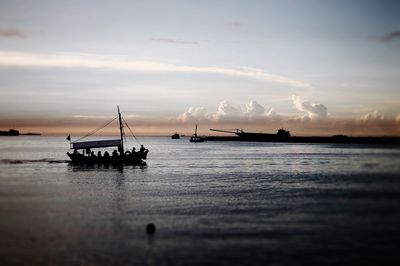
[70,144,149,164]
[132,145,149,157]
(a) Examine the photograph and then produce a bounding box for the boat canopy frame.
[71,139,122,150]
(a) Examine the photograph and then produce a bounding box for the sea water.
[0,136,400,265]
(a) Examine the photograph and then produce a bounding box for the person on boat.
[97,151,102,158]
[103,151,110,162]
[139,145,149,159]
[139,145,148,154]
[112,150,118,158]
[91,151,96,158]
[130,147,139,160]
[73,149,79,155]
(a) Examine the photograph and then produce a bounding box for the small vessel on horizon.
[21,132,41,136]
[190,124,205,143]
[0,129,41,136]
[66,106,148,165]
[0,129,19,136]
[171,132,180,139]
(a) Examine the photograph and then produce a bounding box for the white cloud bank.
[178,100,278,122]
[179,97,331,123]
[0,51,313,89]
[292,95,328,119]
[360,110,385,122]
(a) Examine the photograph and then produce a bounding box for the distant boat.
[207,128,400,144]
[209,128,290,141]
[67,106,148,165]
[21,132,41,136]
[0,129,19,136]
[190,124,205,143]
[171,132,180,139]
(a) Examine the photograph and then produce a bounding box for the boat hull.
[67,152,148,166]
[190,137,205,142]
[171,133,180,139]
[204,135,400,144]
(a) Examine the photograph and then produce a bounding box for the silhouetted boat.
[207,128,400,144]
[21,132,41,136]
[0,129,41,136]
[209,128,290,142]
[171,132,180,139]
[0,129,19,136]
[67,106,148,165]
[190,124,205,142]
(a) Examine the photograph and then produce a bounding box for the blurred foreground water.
[0,136,400,265]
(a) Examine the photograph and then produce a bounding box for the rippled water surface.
[1,136,400,265]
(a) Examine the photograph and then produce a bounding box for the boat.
[171,132,180,139]
[21,132,41,136]
[66,106,148,165]
[0,129,19,136]
[209,128,290,142]
[207,128,400,144]
[190,124,205,143]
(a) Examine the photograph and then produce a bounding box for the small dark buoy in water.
[146,223,156,235]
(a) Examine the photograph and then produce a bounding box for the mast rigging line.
[73,116,118,143]
[122,117,141,145]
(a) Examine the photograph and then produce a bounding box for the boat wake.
[0,159,69,164]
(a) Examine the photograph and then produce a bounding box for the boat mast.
[117,106,124,154]
[195,124,198,139]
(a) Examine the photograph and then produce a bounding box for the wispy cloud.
[0,28,25,38]
[150,38,199,45]
[380,31,400,42]
[0,51,313,89]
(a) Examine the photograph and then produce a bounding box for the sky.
[0,0,399,136]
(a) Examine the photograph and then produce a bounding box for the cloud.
[0,28,25,38]
[292,95,328,119]
[380,31,400,42]
[214,100,241,120]
[242,100,266,117]
[178,100,278,122]
[178,107,211,121]
[0,51,313,90]
[360,111,385,122]
[150,38,199,45]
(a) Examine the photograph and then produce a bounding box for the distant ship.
[21,132,41,136]
[210,128,290,141]
[171,132,180,139]
[0,129,19,136]
[207,128,400,145]
[0,129,41,136]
